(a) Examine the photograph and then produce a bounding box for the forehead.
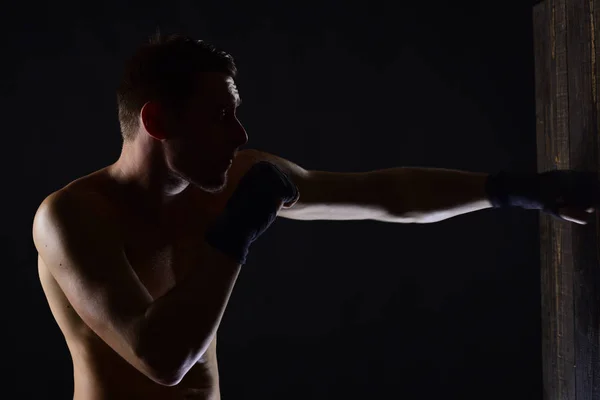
[194,72,240,106]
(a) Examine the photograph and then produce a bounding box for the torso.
[37,156,258,400]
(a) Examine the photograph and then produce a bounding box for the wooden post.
[533,0,600,399]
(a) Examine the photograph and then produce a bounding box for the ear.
[140,101,168,141]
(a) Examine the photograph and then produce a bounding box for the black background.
[5,1,542,398]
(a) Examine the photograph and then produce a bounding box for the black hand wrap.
[205,161,299,265]
[485,170,600,219]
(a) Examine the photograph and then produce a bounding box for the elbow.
[152,372,185,388]
[132,315,213,386]
[398,210,450,224]
[146,368,184,387]
[137,347,187,387]
[134,332,188,387]
[384,198,447,224]
[378,206,422,224]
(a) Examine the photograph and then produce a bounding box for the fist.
[486,170,600,225]
[538,170,598,225]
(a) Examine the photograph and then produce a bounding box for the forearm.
[136,242,241,385]
[370,167,493,223]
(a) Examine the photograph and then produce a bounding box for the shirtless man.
[32,33,599,399]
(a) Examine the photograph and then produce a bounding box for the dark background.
[4,1,542,399]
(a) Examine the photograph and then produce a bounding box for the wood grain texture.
[534,3,556,400]
[567,1,600,400]
[534,0,600,399]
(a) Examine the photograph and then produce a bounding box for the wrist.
[485,171,540,209]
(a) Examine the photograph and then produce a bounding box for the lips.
[215,155,234,169]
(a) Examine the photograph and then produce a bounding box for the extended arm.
[239,149,596,225]
[352,166,492,223]
[238,150,491,223]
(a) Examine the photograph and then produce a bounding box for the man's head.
[116,33,247,193]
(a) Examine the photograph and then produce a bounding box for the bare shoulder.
[234,149,309,178]
[33,185,114,223]
[32,173,121,253]
[35,167,108,214]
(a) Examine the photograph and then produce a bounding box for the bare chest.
[122,209,217,299]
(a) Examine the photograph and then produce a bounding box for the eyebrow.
[219,95,241,109]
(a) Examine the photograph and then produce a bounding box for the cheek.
[177,113,210,135]
[176,119,229,151]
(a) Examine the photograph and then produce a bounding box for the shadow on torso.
[37,158,256,400]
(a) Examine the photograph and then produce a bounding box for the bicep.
[33,192,154,374]
[234,149,388,220]
[278,170,389,220]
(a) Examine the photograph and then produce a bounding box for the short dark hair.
[116,32,237,142]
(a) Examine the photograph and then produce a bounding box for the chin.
[194,171,229,194]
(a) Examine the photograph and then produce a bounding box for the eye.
[214,109,227,122]
[219,108,236,122]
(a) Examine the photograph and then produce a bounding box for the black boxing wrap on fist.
[485,170,600,220]
[204,161,299,264]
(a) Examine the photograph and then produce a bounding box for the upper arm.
[235,149,390,220]
[32,190,156,380]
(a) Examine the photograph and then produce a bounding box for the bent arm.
[33,191,242,386]
[136,242,241,384]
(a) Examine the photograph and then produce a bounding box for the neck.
[108,136,191,209]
